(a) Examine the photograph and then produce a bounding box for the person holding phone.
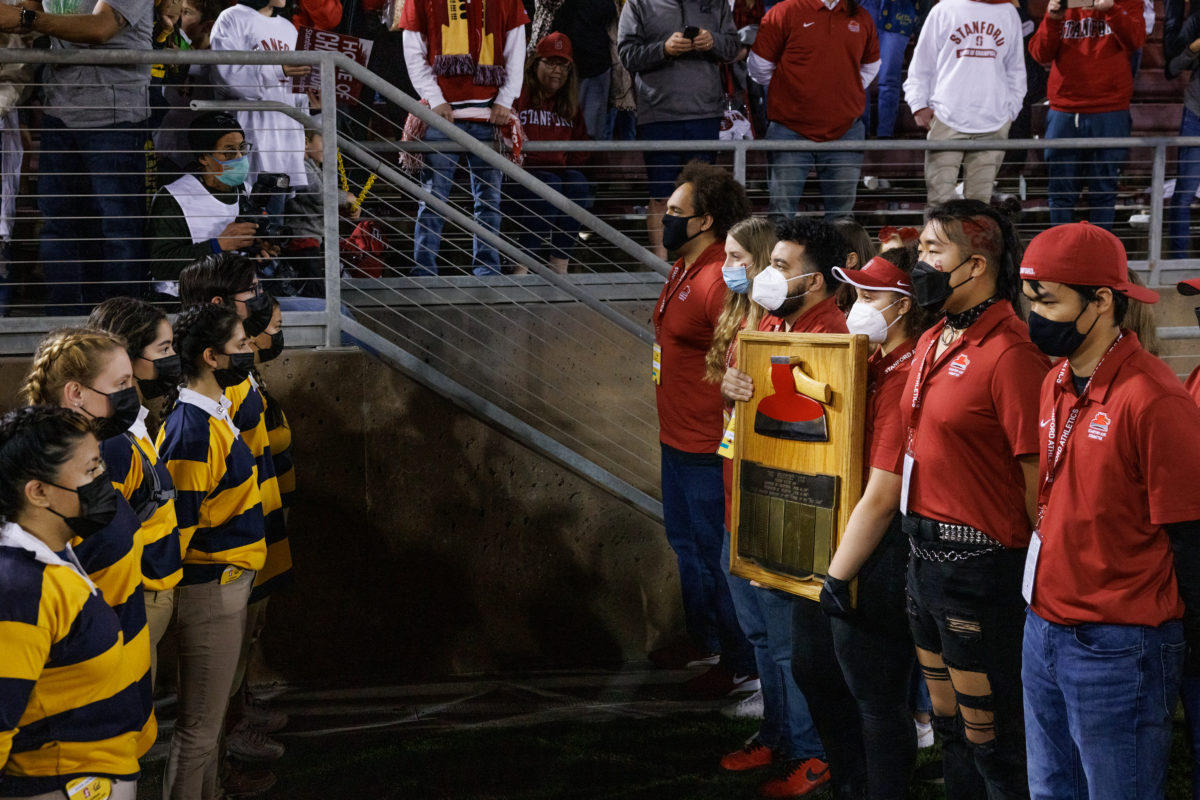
[617,0,740,259]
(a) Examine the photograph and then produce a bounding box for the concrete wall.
[0,350,681,683]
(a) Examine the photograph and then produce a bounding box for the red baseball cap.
[1020,222,1159,304]
[1179,277,1200,296]
[536,33,574,63]
[833,255,913,296]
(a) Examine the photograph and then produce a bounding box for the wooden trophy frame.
[729,332,869,601]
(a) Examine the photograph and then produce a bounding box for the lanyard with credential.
[903,333,946,452]
[653,262,689,334]
[1036,332,1124,528]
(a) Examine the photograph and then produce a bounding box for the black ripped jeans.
[830,515,918,800]
[907,539,1029,800]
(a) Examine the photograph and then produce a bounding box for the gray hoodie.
[617,0,740,125]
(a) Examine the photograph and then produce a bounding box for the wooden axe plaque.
[730,332,869,600]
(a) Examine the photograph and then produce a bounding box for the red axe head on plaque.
[753,356,832,442]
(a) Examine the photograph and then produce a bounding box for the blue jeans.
[1169,107,1200,258]
[1044,109,1130,230]
[413,121,501,276]
[578,70,612,140]
[1023,610,1184,800]
[638,118,720,199]
[723,533,824,759]
[767,119,865,222]
[38,116,148,315]
[660,444,753,673]
[506,169,594,260]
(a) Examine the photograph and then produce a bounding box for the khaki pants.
[163,570,254,800]
[925,117,1012,205]
[145,588,176,688]
[230,597,269,700]
[0,778,137,800]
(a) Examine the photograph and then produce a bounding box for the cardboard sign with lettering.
[293,26,375,103]
[730,332,869,601]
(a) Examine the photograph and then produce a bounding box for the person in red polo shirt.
[1019,223,1200,800]
[721,218,859,799]
[820,247,936,800]
[902,199,1048,800]
[748,0,880,223]
[652,161,757,700]
[1179,277,1200,403]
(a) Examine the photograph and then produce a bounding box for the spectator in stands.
[285,130,360,295]
[618,0,739,259]
[149,113,261,297]
[861,0,923,139]
[0,25,31,316]
[649,161,757,700]
[211,0,313,223]
[153,0,223,172]
[533,0,618,138]
[833,217,877,311]
[0,0,152,314]
[1165,6,1200,256]
[512,33,594,275]
[749,0,880,223]
[0,406,145,800]
[399,0,529,276]
[904,0,1025,205]
[1029,0,1146,229]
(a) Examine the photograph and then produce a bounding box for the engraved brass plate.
[737,460,839,580]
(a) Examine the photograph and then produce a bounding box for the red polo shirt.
[899,302,1050,548]
[752,0,879,142]
[1032,333,1200,626]
[1186,365,1200,405]
[723,295,848,529]
[655,240,728,453]
[866,338,917,478]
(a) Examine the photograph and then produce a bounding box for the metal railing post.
[320,54,342,348]
[733,143,747,186]
[1149,142,1167,287]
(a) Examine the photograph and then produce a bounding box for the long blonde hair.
[705,217,777,383]
[1123,271,1161,356]
[23,327,128,406]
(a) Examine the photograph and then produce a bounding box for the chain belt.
[906,515,1003,562]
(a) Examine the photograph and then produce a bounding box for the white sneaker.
[915,719,934,749]
[721,689,765,719]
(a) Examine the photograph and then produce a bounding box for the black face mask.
[137,354,182,400]
[213,351,256,389]
[1028,305,1098,358]
[45,472,120,539]
[236,290,274,338]
[661,214,703,253]
[84,385,141,440]
[912,257,974,313]
[257,331,284,363]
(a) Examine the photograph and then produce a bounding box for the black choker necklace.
[945,297,998,331]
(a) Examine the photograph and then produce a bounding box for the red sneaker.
[760,757,831,798]
[720,738,773,772]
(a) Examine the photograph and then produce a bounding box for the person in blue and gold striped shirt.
[22,328,158,762]
[157,303,265,800]
[89,296,187,686]
[0,405,145,800]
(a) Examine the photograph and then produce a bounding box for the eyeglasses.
[213,142,253,161]
[540,59,571,73]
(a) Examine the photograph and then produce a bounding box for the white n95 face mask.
[750,267,807,314]
[846,299,904,344]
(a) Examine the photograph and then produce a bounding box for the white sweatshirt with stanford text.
[903,0,1026,134]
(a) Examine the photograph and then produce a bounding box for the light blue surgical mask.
[722,263,750,294]
[215,154,249,187]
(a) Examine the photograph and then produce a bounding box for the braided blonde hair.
[23,327,128,407]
